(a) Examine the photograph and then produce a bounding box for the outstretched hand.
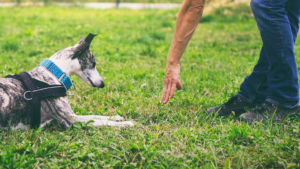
[160,63,182,106]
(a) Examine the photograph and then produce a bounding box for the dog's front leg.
[73,115,124,121]
[74,115,134,127]
[93,119,134,127]
[42,97,134,128]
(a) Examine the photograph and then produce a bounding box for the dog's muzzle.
[99,81,105,88]
[88,77,105,88]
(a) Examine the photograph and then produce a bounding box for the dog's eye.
[92,62,96,68]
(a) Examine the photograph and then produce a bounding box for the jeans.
[236,0,300,108]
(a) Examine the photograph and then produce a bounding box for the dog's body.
[0,34,134,129]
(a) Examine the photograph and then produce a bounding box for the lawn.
[0,5,300,168]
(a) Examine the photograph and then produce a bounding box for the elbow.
[187,1,205,16]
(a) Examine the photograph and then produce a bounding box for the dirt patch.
[204,0,250,15]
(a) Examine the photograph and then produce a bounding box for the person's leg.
[207,0,300,116]
[240,0,300,123]
[244,0,299,108]
[238,0,300,105]
[286,0,300,44]
[261,0,300,108]
[236,45,269,104]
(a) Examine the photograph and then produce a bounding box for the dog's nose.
[99,81,105,88]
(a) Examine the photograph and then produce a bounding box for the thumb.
[176,80,182,90]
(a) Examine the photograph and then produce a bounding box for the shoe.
[207,96,256,116]
[240,101,300,123]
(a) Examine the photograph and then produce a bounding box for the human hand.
[160,63,182,106]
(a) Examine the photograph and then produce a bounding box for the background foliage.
[0,3,300,168]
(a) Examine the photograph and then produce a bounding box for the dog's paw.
[112,115,124,121]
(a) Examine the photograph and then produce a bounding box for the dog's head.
[50,33,104,88]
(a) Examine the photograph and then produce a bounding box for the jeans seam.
[247,71,268,102]
[268,0,291,97]
[253,48,270,98]
[285,0,293,88]
[253,71,268,94]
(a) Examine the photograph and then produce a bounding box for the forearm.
[167,0,205,65]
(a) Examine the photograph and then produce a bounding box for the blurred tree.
[116,0,120,8]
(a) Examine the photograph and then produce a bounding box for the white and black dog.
[0,33,134,129]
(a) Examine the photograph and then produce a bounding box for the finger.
[160,84,166,103]
[160,78,168,104]
[176,80,182,90]
[163,79,172,105]
[169,80,178,98]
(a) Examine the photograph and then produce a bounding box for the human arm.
[160,0,205,105]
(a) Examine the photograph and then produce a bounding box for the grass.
[0,5,300,168]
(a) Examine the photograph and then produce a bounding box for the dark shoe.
[207,96,256,116]
[240,101,300,123]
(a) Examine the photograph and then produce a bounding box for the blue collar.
[39,58,72,91]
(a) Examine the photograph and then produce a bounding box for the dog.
[0,33,134,129]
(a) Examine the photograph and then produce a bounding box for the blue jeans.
[236,0,300,108]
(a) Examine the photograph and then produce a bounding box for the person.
[160,0,300,123]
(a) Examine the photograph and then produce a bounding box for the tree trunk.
[116,0,120,8]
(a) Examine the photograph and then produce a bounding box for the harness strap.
[27,86,67,99]
[5,72,67,129]
[5,74,63,88]
[19,72,40,129]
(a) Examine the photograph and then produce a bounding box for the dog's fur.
[0,34,134,129]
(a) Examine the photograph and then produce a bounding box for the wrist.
[167,58,180,66]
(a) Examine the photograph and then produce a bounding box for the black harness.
[5,72,67,129]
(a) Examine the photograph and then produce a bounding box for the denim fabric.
[237,0,300,108]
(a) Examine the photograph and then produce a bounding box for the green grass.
[0,6,300,168]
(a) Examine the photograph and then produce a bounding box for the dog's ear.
[73,33,98,59]
[85,33,98,44]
